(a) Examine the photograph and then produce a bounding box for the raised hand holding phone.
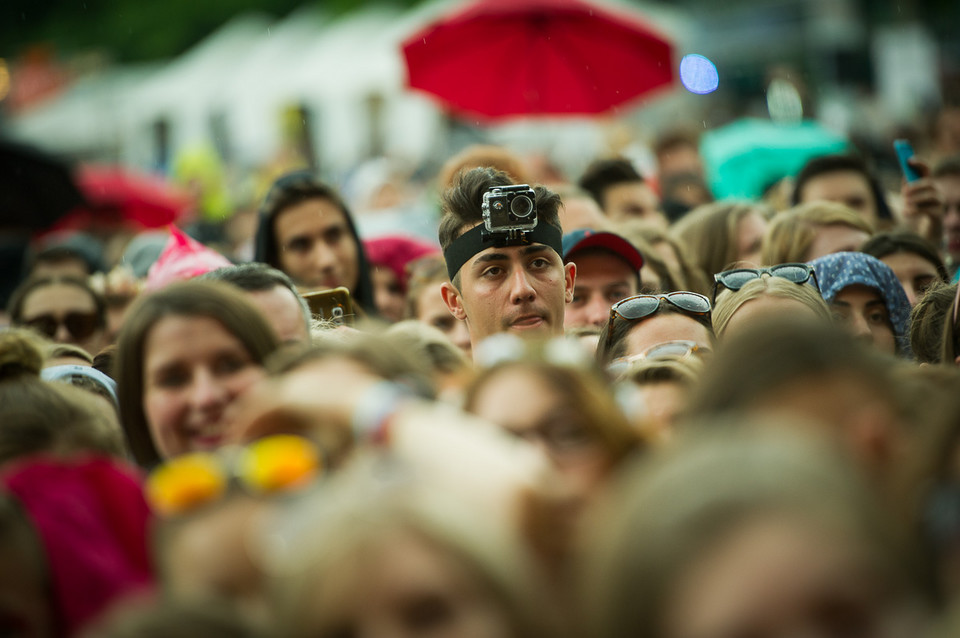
[894,139,921,182]
[894,140,944,246]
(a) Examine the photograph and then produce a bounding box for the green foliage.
[0,0,430,63]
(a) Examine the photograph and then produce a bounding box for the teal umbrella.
[701,118,849,200]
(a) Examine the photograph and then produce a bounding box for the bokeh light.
[679,54,719,95]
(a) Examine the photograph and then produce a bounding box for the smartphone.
[894,139,921,182]
[301,287,355,326]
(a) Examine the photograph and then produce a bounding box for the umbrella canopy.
[701,118,850,200]
[401,0,675,121]
[74,165,193,230]
[0,139,86,231]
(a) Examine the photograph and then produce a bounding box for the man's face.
[441,229,575,351]
[565,250,638,329]
[798,171,878,226]
[603,182,666,227]
[245,285,310,344]
[934,173,960,263]
[273,197,359,294]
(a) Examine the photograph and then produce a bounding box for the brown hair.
[669,201,771,279]
[7,275,106,328]
[615,221,710,294]
[909,281,957,364]
[761,201,874,264]
[114,281,280,467]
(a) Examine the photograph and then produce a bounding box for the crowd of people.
[3,112,960,638]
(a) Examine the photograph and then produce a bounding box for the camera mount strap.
[443,223,563,280]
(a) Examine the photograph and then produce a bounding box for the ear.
[440,282,468,321]
[563,262,576,304]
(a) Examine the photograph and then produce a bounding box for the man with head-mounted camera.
[439,168,576,353]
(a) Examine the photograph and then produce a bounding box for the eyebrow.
[472,245,552,265]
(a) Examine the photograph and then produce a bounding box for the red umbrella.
[71,165,194,230]
[401,0,675,121]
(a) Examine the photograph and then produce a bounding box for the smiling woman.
[115,281,281,468]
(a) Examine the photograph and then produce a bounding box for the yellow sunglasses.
[146,434,322,516]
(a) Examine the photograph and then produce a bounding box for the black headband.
[443,223,564,281]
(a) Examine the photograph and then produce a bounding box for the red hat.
[1,456,154,636]
[363,235,439,293]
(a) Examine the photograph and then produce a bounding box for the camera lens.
[510,195,534,218]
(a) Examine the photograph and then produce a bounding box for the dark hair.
[577,158,644,210]
[253,171,376,313]
[7,275,107,329]
[861,231,949,282]
[791,153,892,220]
[114,281,281,467]
[202,262,311,334]
[437,168,562,286]
[595,302,714,365]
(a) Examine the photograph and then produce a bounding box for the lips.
[509,314,546,330]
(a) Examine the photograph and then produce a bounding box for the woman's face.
[469,366,609,495]
[306,531,515,638]
[664,514,892,638]
[142,314,265,458]
[829,284,897,355]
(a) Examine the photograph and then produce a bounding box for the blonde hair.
[670,201,771,278]
[712,276,832,336]
[761,201,874,264]
[271,458,548,638]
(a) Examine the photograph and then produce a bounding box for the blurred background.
[0,0,957,207]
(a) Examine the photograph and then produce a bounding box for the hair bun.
[0,329,46,380]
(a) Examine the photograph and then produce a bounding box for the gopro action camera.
[482,185,537,234]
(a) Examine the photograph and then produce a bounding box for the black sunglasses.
[23,311,102,342]
[607,292,712,346]
[712,263,820,303]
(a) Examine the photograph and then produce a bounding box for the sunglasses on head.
[607,339,711,376]
[22,311,101,342]
[712,263,819,303]
[146,434,322,516]
[607,292,712,347]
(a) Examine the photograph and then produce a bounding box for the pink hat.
[363,235,439,293]
[144,226,232,292]
[1,456,154,636]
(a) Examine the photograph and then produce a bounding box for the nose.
[846,312,874,344]
[509,269,536,304]
[189,369,228,411]
[586,296,612,328]
[309,242,338,274]
[54,320,72,344]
